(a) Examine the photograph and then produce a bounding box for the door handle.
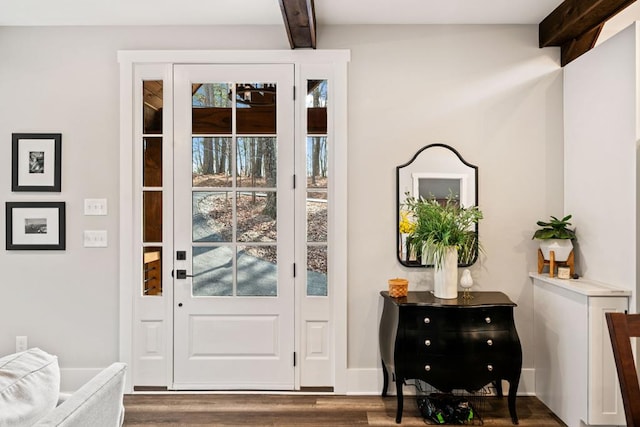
[172,269,193,279]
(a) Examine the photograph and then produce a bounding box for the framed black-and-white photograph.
[6,202,66,250]
[12,133,62,192]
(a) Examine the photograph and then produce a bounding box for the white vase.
[433,247,458,299]
[539,239,573,262]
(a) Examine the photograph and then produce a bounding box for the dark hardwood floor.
[123,394,566,426]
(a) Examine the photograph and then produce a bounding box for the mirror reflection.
[397,143,479,267]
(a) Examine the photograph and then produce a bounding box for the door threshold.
[134,386,169,392]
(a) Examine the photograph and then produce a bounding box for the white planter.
[433,247,458,299]
[539,239,573,262]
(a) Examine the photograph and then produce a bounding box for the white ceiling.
[0,0,638,46]
[0,0,565,26]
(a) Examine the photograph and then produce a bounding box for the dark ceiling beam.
[539,0,636,66]
[278,0,316,49]
[560,23,603,66]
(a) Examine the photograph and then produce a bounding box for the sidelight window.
[142,80,164,296]
[306,80,328,296]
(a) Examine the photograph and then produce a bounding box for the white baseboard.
[64,366,536,395]
[346,367,536,396]
[59,367,104,393]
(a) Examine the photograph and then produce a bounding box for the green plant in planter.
[404,193,483,268]
[532,215,576,240]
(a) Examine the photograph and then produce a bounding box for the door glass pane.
[143,191,162,242]
[237,191,276,242]
[236,137,277,188]
[193,192,232,242]
[192,137,232,187]
[143,81,163,134]
[192,246,233,296]
[192,83,232,134]
[236,83,276,134]
[306,137,327,188]
[307,190,327,242]
[307,245,327,296]
[143,137,162,187]
[237,245,277,296]
[143,247,162,296]
[307,80,327,135]
[191,80,280,299]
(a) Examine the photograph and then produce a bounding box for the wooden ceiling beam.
[278,0,316,49]
[560,23,603,66]
[539,0,636,66]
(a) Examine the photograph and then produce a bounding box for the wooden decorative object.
[388,278,408,298]
[538,249,574,278]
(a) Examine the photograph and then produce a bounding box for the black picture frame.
[6,202,66,250]
[12,133,62,192]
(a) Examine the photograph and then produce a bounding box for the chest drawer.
[404,355,507,391]
[403,306,514,333]
[404,329,515,356]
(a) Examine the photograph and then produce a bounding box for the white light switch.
[84,230,108,247]
[84,198,108,216]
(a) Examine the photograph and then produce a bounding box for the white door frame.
[118,50,350,393]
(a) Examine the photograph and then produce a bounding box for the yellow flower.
[399,210,416,234]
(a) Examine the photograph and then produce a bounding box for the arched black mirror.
[397,143,479,267]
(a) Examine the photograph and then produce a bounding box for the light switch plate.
[16,336,28,353]
[84,230,108,247]
[84,198,108,216]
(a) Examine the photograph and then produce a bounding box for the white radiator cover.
[531,273,629,427]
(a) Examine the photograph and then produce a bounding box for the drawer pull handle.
[424,339,431,347]
[487,339,493,346]
[424,317,431,324]
[485,317,492,324]
[487,365,493,372]
[425,365,431,372]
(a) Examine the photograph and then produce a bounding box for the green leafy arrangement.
[532,215,576,240]
[403,193,483,268]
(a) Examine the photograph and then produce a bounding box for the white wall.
[0,24,564,392]
[320,25,563,392]
[564,23,638,312]
[0,25,288,388]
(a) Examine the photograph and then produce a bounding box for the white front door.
[173,64,295,389]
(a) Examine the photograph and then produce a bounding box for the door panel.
[189,315,278,355]
[173,64,294,389]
